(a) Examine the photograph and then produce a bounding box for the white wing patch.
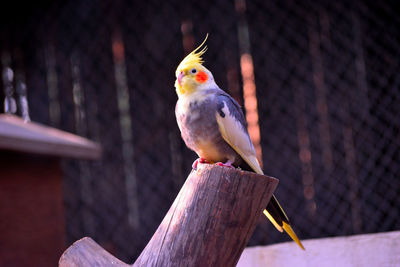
[216,101,264,174]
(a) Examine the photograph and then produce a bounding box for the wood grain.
[59,237,129,267]
[133,164,278,267]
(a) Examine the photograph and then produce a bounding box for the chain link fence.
[1,0,399,262]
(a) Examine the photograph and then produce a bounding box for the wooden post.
[59,164,278,266]
[133,164,278,267]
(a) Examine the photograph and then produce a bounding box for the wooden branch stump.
[59,237,129,267]
[59,164,278,267]
[133,164,278,267]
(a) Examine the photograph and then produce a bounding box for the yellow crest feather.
[177,34,208,72]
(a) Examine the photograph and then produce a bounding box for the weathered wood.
[59,164,278,267]
[237,231,400,267]
[59,237,129,267]
[133,164,278,267]
[0,114,101,159]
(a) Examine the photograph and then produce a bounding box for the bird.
[174,36,304,250]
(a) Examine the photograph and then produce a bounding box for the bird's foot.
[216,160,234,168]
[192,158,210,170]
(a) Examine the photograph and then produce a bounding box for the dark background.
[1,0,399,263]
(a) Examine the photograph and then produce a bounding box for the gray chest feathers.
[176,98,239,163]
[178,99,220,147]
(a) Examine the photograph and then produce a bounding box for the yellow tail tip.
[282,222,305,250]
[263,209,283,232]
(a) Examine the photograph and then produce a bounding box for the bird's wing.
[215,93,263,175]
[214,92,305,250]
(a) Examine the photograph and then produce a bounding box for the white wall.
[237,231,400,267]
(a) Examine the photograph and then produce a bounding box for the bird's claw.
[216,162,234,168]
[192,158,210,170]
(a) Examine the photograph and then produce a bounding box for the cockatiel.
[174,37,304,250]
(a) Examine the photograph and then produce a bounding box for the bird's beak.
[177,71,184,87]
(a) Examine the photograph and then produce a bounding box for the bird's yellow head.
[175,35,215,96]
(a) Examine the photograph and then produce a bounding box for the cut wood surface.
[0,114,101,159]
[59,164,279,267]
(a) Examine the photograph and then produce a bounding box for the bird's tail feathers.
[282,221,305,250]
[263,209,283,232]
[264,195,305,250]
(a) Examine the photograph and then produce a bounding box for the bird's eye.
[190,68,197,74]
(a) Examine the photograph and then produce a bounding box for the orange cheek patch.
[195,71,208,83]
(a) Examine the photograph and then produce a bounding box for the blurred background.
[1,0,399,263]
